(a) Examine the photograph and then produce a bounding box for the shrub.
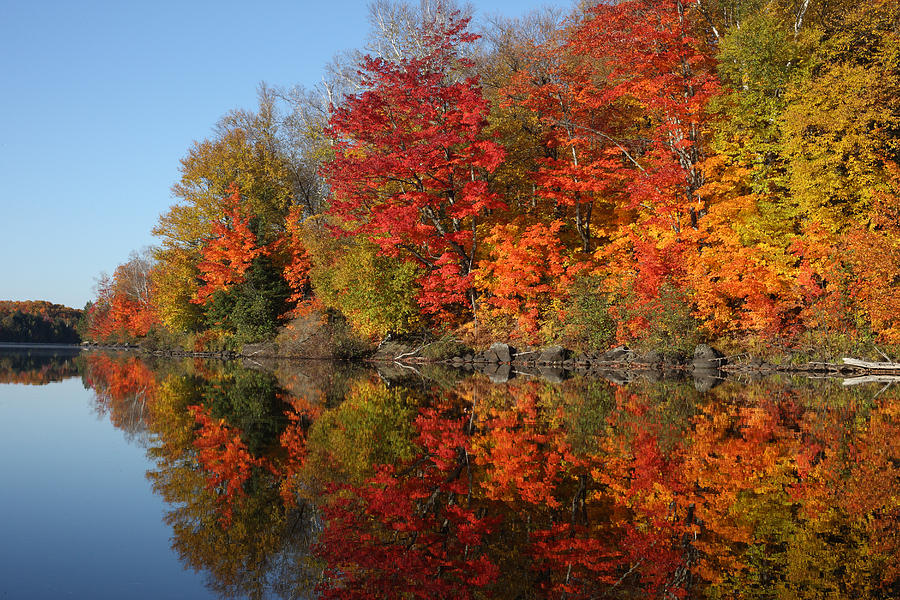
[541,275,617,353]
[309,237,422,339]
[623,283,702,356]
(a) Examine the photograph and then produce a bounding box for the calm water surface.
[0,349,215,599]
[1,347,899,599]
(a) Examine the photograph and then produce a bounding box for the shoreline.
[13,340,897,385]
[89,342,900,385]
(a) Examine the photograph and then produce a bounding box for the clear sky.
[0,0,573,310]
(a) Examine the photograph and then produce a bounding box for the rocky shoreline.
[80,339,900,389]
[373,340,900,389]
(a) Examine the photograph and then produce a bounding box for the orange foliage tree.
[273,204,313,314]
[188,404,268,526]
[193,185,267,304]
[476,219,583,341]
[88,250,159,342]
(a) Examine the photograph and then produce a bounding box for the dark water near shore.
[1,347,899,598]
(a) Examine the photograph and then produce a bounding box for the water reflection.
[74,353,900,598]
[0,346,82,385]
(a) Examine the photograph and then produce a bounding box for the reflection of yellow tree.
[682,388,802,588]
[680,383,900,598]
[785,393,900,596]
[302,379,418,492]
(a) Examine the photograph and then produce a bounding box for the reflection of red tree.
[316,403,499,599]
[311,379,703,598]
[79,354,900,597]
[523,386,695,598]
[475,385,568,508]
[189,404,266,526]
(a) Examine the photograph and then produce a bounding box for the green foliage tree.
[204,255,292,343]
[712,11,809,195]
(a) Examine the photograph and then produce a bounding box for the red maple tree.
[323,13,506,322]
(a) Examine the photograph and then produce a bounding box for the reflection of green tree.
[619,379,701,450]
[709,500,893,600]
[160,465,316,599]
[541,377,616,456]
[202,366,290,456]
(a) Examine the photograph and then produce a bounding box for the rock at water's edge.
[539,345,569,364]
[693,344,726,370]
[490,342,514,363]
[601,346,631,361]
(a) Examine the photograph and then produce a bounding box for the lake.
[1,346,898,598]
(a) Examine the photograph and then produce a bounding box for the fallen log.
[842,357,900,370]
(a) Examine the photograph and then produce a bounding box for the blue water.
[0,377,215,599]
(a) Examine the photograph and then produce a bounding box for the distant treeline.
[0,301,84,344]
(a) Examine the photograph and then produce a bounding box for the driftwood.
[842,358,900,371]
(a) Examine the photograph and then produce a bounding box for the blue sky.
[0,0,572,309]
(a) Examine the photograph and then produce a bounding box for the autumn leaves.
[87,0,900,351]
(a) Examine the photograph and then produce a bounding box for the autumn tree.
[323,11,506,323]
[475,8,569,218]
[87,248,160,342]
[150,246,203,333]
[778,0,900,231]
[277,205,314,312]
[476,219,582,341]
[188,187,294,342]
[503,16,627,254]
[305,225,423,338]
[151,87,306,336]
[193,187,267,304]
[155,87,296,251]
[536,0,721,329]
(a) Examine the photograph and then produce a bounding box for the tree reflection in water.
[78,353,900,599]
[0,346,81,385]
